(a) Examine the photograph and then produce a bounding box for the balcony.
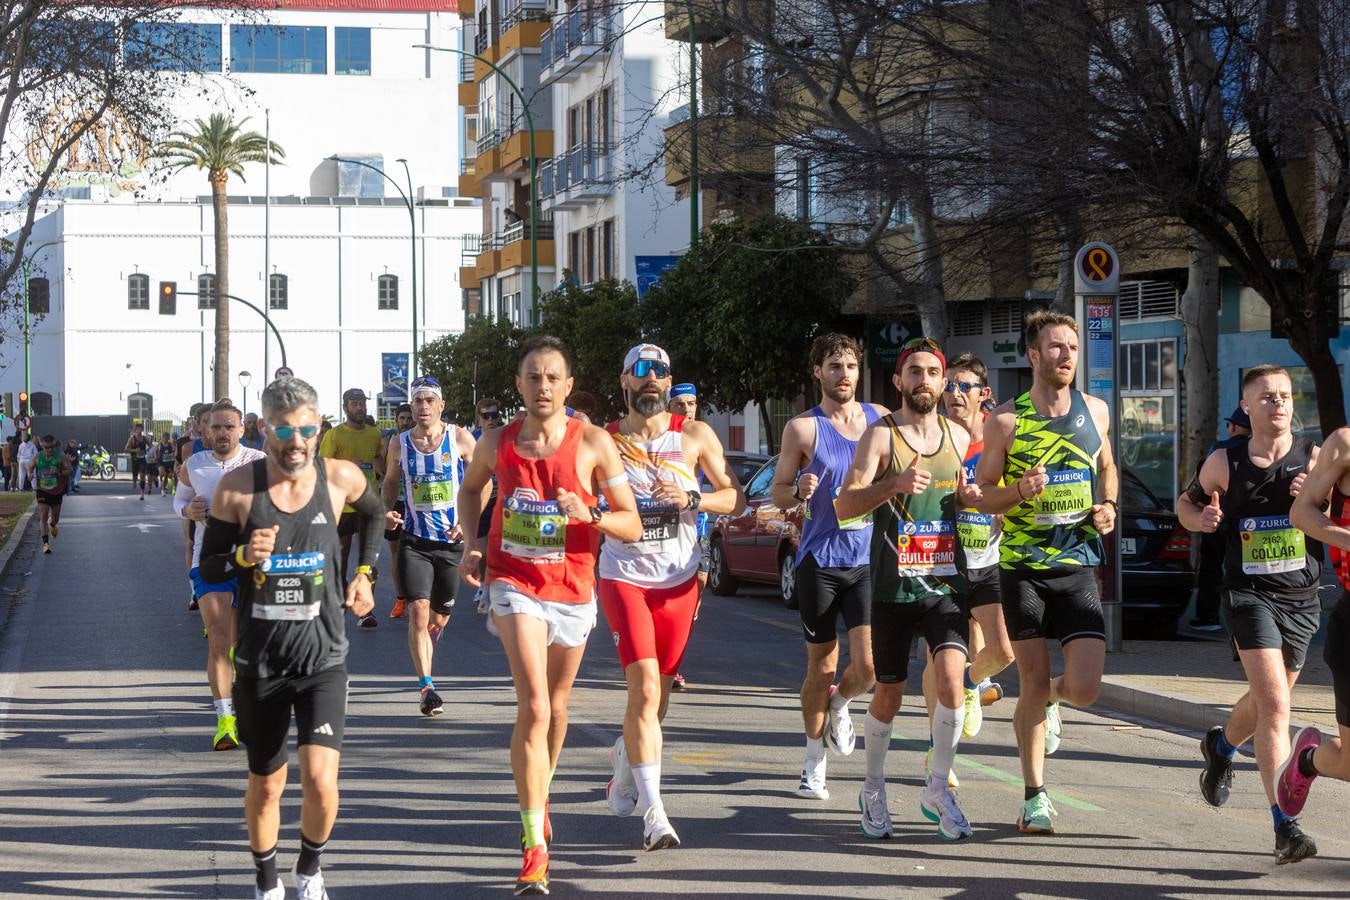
[664,115,774,188]
[457,0,473,16]
[475,126,554,180]
[458,157,482,199]
[540,143,614,210]
[460,233,482,288]
[475,215,557,278]
[663,0,740,42]
[541,7,615,85]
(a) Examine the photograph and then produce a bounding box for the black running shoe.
[1275,818,1317,864]
[420,687,444,717]
[1199,725,1234,807]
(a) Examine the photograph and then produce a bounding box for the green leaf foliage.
[420,315,526,423]
[537,276,641,423]
[155,112,285,181]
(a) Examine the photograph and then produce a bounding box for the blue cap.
[672,383,697,399]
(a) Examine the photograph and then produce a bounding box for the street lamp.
[685,1,699,250]
[0,237,63,413]
[238,370,252,414]
[329,155,420,379]
[414,42,540,314]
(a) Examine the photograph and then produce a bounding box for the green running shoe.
[962,685,982,738]
[1017,793,1057,834]
[214,714,239,751]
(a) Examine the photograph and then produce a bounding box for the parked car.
[700,451,771,493]
[708,456,1194,635]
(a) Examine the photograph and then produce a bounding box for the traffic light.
[27,277,49,315]
[18,392,28,417]
[1,394,10,419]
[159,280,177,315]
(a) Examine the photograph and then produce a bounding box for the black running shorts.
[35,490,63,508]
[963,564,1002,613]
[1327,592,1350,728]
[130,457,144,478]
[1222,586,1322,672]
[397,533,464,616]
[235,665,348,776]
[871,594,969,684]
[795,554,870,645]
[1000,567,1105,644]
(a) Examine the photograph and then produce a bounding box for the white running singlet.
[179,445,266,566]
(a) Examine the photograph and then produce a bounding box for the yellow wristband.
[234,545,254,568]
[355,564,374,577]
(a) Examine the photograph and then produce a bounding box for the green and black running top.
[870,414,965,604]
[999,390,1102,570]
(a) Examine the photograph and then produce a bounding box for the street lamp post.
[686,1,699,250]
[415,42,540,314]
[329,155,420,378]
[238,370,253,414]
[1,238,63,415]
[178,291,288,371]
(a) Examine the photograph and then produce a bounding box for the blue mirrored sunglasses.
[944,380,984,394]
[630,360,670,379]
[271,424,321,440]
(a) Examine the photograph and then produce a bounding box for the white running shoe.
[962,683,983,738]
[642,804,680,851]
[824,685,857,755]
[256,887,284,900]
[858,782,893,839]
[796,754,829,800]
[1044,702,1063,756]
[293,866,329,900]
[920,776,973,840]
[606,736,638,816]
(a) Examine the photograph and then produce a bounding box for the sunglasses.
[480,409,502,420]
[630,360,671,379]
[411,376,441,389]
[271,424,321,440]
[944,380,984,394]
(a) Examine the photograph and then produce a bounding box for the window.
[601,220,614,280]
[335,26,371,75]
[1120,338,1179,501]
[337,155,385,198]
[30,392,53,417]
[230,25,326,74]
[795,157,816,221]
[198,273,217,309]
[1239,286,1272,332]
[125,23,222,71]
[128,392,153,423]
[128,274,149,310]
[951,302,984,337]
[1119,280,1180,320]
[378,274,398,309]
[746,459,776,498]
[269,273,288,310]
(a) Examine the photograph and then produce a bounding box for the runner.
[666,383,703,692]
[29,434,72,554]
[769,334,886,801]
[1281,425,1350,824]
[457,335,641,896]
[382,402,416,620]
[124,421,149,500]
[974,310,1118,835]
[381,381,474,716]
[471,398,505,616]
[199,376,380,900]
[178,404,212,610]
[158,432,177,495]
[241,413,265,451]
[318,387,383,627]
[143,430,160,496]
[599,345,743,850]
[175,400,266,750]
[1178,364,1321,863]
[836,337,975,841]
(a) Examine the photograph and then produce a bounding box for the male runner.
[974,310,1117,834]
[599,344,743,850]
[125,421,149,500]
[30,434,72,554]
[1191,407,1253,631]
[837,337,975,841]
[1281,425,1350,823]
[143,432,160,495]
[382,380,474,716]
[158,432,177,495]
[667,382,703,692]
[458,336,641,896]
[176,401,266,750]
[318,387,383,626]
[1178,364,1321,863]
[200,377,381,900]
[241,413,265,451]
[178,403,211,609]
[471,398,505,616]
[382,403,416,619]
[770,333,886,800]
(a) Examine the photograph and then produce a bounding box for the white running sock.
[214,698,235,718]
[863,713,892,784]
[930,702,963,780]
[805,735,825,760]
[632,762,662,815]
[829,688,850,714]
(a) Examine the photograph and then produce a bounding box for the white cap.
[622,343,670,373]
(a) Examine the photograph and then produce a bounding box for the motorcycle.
[78,445,116,480]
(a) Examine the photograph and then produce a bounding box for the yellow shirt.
[319,422,383,513]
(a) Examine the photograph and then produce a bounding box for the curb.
[0,503,36,578]
[1093,680,1233,734]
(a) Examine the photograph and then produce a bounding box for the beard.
[824,381,855,404]
[628,387,670,417]
[1040,358,1075,388]
[903,386,938,415]
[269,442,315,477]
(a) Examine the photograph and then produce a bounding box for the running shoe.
[42,542,50,554]
[921,775,973,840]
[671,672,686,692]
[49,524,57,537]
[1276,727,1323,817]
[925,748,960,789]
[390,598,408,619]
[188,596,199,612]
[858,782,893,839]
[824,685,856,755]
[428,622,444,645]
[359,613,379,629]
[607,736,638,816]
[515,845,549,895]
[475,587,490,614]
[519,801,554,849]
[962,684,982,738]
[419,687,444,717]
[797,754,829,800]
[979,680,1004,706]
[293,866,328,900]
[1044,702,1062,755]
[214,714,239,751]
[1016,793,1057,834]
[642,805,680,851]
[256,886,284,900]
[1199,725,1234,807]
[1275,818,1318,864]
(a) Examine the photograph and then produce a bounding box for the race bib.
[629,497,680,553]
[38,472,58,491]
[252,551,325,621]
[1032,469,1093,525]
[894,520,958,577]
[501,494,568,560]
[411,472,455,511]
[957,509,993,551]
[1240,515,1307,575]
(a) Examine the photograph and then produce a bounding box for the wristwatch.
[686,490,702,511]
[355,564,379,583]
[589,506,604,525]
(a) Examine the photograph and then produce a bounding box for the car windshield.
[1121,468,1164,511]
[745,458,777,498]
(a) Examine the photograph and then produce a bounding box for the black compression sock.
[252,846,279,891]
[1298,746,1320,778]
[297,834,327,877]
[1024,785,1046,801]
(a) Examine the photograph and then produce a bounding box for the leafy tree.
[536,276,641,423]
[640,214,855,452]
[421,315,525,423]
[156,113,284,399]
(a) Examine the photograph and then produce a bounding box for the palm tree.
[156,114,284,399]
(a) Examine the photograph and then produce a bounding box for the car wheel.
[779,551,798,609]
[708,537,738,596]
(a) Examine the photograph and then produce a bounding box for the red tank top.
[487,416,600,603]
[1329,488,1350,590]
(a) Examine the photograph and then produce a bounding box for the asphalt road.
[1,481,1348,899]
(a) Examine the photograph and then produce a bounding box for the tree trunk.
[211,171,230,401]
[1181,233,1220,480]
[909,201,948,340]
[759,399,777,455]
[1287,315,1348,438]
[1053,211,1080,314]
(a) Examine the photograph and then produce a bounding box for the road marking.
[894,737,1104,812]
[124,523,162,533]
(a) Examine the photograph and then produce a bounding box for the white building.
[2,0,480,422]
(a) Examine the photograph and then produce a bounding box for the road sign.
[14,415,31,430]
[1074,242,1120,294]
[866,318,921,369]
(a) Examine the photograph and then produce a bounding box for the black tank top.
[235,458,348,679]
[1222,436,1320,595]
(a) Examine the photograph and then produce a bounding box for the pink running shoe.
[1276,726,1323,817]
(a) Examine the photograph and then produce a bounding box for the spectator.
[64,438,82,493]
[17,433,37,491]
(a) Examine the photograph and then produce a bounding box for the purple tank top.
[795,405,882,569]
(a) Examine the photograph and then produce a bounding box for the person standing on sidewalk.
[17,432,36,491]
[1177,364,1321,864]
[974,310,1118,835]
[1190,407,1252,631]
